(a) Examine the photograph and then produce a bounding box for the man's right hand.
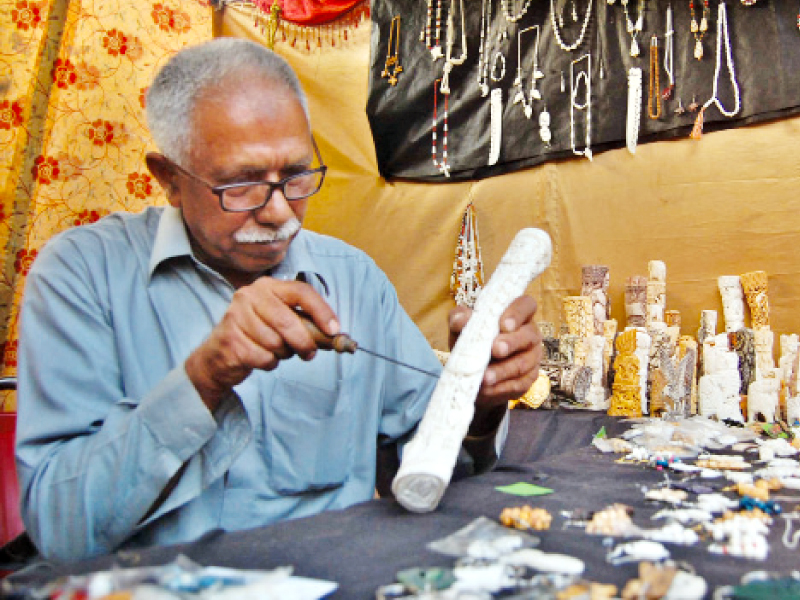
[185,278,340,411]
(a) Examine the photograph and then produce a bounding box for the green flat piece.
[495,482,554,496]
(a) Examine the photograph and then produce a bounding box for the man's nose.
[253,186,294,224]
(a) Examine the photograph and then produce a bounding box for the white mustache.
[234,218,301,244]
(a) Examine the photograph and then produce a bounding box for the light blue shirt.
[16,206,443,561]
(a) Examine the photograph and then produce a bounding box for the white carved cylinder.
[392,229,553,513]
[718,275,745,333]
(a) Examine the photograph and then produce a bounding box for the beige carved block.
[754,328,776,377]
[740,270,770,331]
[678,336,699,415]
[603,318,618,377]
[581,264,610,335]
[625,276,647,329]
[646,260,667,325]
[563,295,593,338]
[718,276,745,333]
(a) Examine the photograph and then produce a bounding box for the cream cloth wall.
[218,6,800,352]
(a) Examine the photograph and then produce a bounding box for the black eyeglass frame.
[168,137,327,213]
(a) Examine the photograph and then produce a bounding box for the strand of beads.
[570,53,593,161]
[621,0,645,57]
[513,25,543,119]
[431,79,451,177]
[477,0,491,96]
[501,0,533,22]
[648,36,662,119]
[690,0,710,60]
[627,67,642,154]
[551,0,594,52]
[489,88,503,166]
[440,0,466,95]
[663,3,675,100]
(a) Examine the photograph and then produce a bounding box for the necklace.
[451,203,484,308]
[539,105,552,146]
[424,0,444,60]
[491,52,506,82]
[690,0,710,60]
[551,0,593,52]
[663,3,675,100]
[432,79,451,177]
[477,0,491,96]
[513,25,544,119]
[648,36,662,119]
[440,0,466,95]
[621,0,645,57]
[570,53,592,161]
[501,0,533,22]
[381,16,403,86]
[627,67,642,154]
[691,2,740,139]
[489,88,503,166]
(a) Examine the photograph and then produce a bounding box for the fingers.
[448,306,472,350]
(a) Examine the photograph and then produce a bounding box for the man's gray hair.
[146,37,309,166]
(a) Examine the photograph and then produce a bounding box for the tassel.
[690,108,705,140]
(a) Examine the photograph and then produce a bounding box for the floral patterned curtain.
[0,0,212,411]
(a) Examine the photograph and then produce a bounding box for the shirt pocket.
[266,374,354,495]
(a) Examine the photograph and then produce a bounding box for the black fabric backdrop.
[367,0,800,181]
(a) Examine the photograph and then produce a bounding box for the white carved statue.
[634,330,651,415]
[698,335,743,422]
[392,228,553,513]
[718,276,745,333]
[584,334,608,410]
[747,368,781,424]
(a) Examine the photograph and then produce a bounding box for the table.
[7,409,800,598]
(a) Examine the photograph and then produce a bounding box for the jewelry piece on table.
[781,512,800,549]
[501,0,533,22]
[627,67,642,154]
[440,0,466,95]
[690,0,710,60]
[693,2,741,139]
[477,0,491,96]
[513,25,544,119]
[539,105,552,146]
[570,53,593,161]
[648,36,662,119]
[663,3,675,100]
[621,0,645,57]
[491,51,507,82]
[451,202,484,308]
[489,88,503,166]
[551,0,594,52]
[381,16,403,86]
[431,79,451,177]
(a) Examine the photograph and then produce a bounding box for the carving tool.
[299,313,440,380]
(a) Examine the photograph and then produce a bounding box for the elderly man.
[16,38,542,562]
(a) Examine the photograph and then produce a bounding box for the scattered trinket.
[499,505,552,531]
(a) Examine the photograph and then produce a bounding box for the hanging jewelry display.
[539,106,552,146]
[551,0,594,52]
[570,53,593,161]
[663,3,675,100]
[450,202,485,308]
[489,88,503,166]
[691,1,741,139]
[627,67,642,154]
[381,16,403,86]
[648,36,662,119]
[690,0,710,60]
[432,78,452,177]
[440,0,467,95]
[621,0,645,57]
[422,0,444,60]
[477,0,491,96]
[501,0,533,23]
[491,52,507,81]
[513,25,544,119]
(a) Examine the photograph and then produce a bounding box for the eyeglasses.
[168,138,327,212]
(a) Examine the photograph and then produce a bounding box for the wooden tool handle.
[298,312,357,354]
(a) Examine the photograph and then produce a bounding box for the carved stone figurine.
[563,295,593,339]
[646,260,667,325]
[625,276,648,329]
[718,275,746,333]
[581,265,610,335]
[740,270,770,331]
[698,334,743,423]
[678,336,699,415]
[779,334,800,392]
[747,368,781,424]
[698,309,717,378]
[584,335,609,410]
[392,228,552,514]
[608,330,642,417]
[730,328,756,395]
[754,328,776,377]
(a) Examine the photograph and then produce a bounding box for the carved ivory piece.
[718,276,746,333]
[392,229,552,513]
[581,265,610,335]
[646,260,667,325]
[747,368,781,424]
[740,270,770,331]
[608,330,641,417]
[625,276,647,328]
[563,296,593,339]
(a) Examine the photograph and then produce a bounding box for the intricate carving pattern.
[646,260,667,325]
[581,264,610,335]
[625,276,647,329]
[608,330,642,417]
[740,270,770,331]
[718,275,745,333]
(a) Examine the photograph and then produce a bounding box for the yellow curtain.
[0,0,212,411]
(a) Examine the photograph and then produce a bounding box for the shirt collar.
[148,206,327,293]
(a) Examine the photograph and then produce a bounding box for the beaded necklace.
[424,0,444,60]
[690,0,710,60]
[477,0,491,96]
[663,3,675,100]
[501,0,533,23]
[648,36,662,119]
[432,79,451,177]
[627,67,642,154]
[440,0,466,95]
[551,0,593,52]
[570,53,592,161]
[381,16,403,87]
[621,0,645,57]
[450,203,484,309]
[513,25,544,119]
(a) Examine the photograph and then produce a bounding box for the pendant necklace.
[513,25,544,119]
[663,3,675,100]
[501,0,533,23]
[627,67,642,154]
[551,0,594,52]
[539,105,552,146]
[451,203,485,309]
[690,0,710,60]
[424,0,444,60]
[440,0,467,95]
[691,1,740,139]
[570,53,592,161]
[477,0,492,96]
[381,16,403,86]
[648,36,662,119]
[621,0,645,57]
[489,88,503,166]
[432,79,451,177]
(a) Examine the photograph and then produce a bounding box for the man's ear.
[146,152,181,208]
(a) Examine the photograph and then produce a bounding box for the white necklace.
[570,53,592,161]
[550,0,593,52]
[501,0,533,22]
[663,3,675,99]
[620,0,645,57]
[423,0,444,60]
[703,1,740,117]
[627,67,642,154]
[477,0,491,96]
[513,25,544,119]
[440,0,467,95]
[432,79,451,177]
[489,88,503,166]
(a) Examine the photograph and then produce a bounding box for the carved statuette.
[740,270,770,331]
[563,296,593,339]
[392,229,553,514]
[646,260,667,325]
[625,276,648,329]
[718,276,745,333]
[608,330,642,417]
[581,265,610,335]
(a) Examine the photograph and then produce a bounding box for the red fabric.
[0,413,23,547]
[253,0,366,25]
